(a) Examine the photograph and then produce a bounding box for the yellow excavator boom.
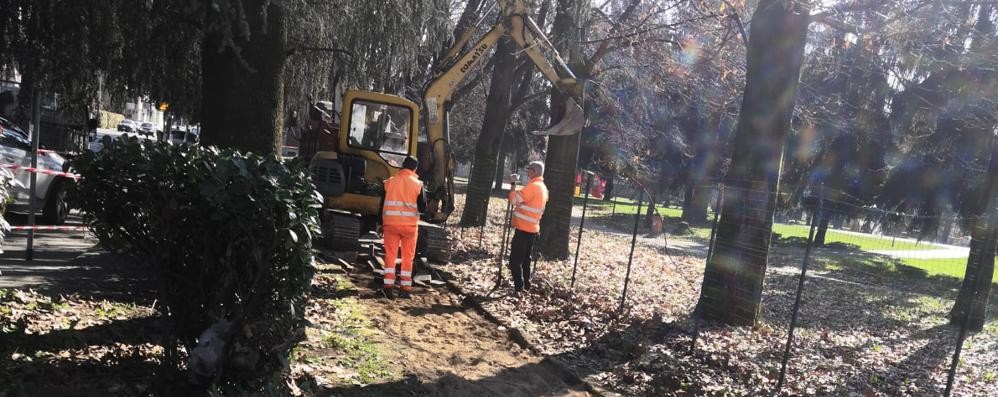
[421,0,587,222]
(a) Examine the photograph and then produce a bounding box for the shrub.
[72,136,321,393]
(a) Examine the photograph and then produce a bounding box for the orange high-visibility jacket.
[383,169,423,226]
[508,177,549,233]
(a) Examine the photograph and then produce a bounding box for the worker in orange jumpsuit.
[507,161,549,292]
[381,156,426,299]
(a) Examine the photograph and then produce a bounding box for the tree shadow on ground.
[0,315,165,355]
[0,250,156,305]
[769,238,979,297]
[0,313,182,397]
[0,355,169,397]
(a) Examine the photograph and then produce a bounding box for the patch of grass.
[318,275,396,385]
[324,299,393,384]
[900,257,998,284]
[772,224,940,251]
[94,301,133,319]
[913,296,949,313]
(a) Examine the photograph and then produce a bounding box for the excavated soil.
[311,269,592,397]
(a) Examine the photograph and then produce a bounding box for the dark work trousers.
[507,229,537,291]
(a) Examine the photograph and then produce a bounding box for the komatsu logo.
[460,43,490,73]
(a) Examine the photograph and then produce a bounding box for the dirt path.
[320,271,592,397]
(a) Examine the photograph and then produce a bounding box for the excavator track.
[419,223,452,263]
[319,211,362,252]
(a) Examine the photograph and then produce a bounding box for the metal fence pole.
[25,88,41,262]
[478,211,485,249]
[492,201,513,289]
[691,183,725,351]
[944,214,997,396]
[570,172,593,290]
[619,189,644,313]
[775,185,824,395]
[704,183,725,264]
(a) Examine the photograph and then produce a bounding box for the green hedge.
[72,137,321,393]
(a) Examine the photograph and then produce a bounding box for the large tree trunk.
[694,0,809,326]
[535,0,590,259]
[682,184,711,226]
[949,216,995,331]
[200,1,287,155]
[814,215,831,245]
[458,37,518,227]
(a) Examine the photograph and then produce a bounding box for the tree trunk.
[200,1,287,155]
[682,184,711,226]
[535,0,590,259]
[949,216,995,331]
[603,175,614,201]
[937,217,954,244]
[458,37,518,226]
[694,0,809,326]
[814,215,830,246]
[494,140,508,189]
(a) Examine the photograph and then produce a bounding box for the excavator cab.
[309,91,421,251]
[339,91,419,169]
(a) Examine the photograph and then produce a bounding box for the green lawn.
[899,257,998,284]
[574,196,698,219]
[570,196,994,285]
[771,224,940,251]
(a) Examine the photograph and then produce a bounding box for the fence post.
[691,183,725,351]
[570,172,593,290]
[478,210,485,249]
[775,184,824,395]
[705,183,725,264]
[619,188,644,314]
[26,88,41,262]
[944,213,997,396]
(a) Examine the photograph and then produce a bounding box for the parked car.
[117,119,137,132]
[0,115,72,224]
[169,128,199,145]
[88,129,129,153]
[139,122,156,137]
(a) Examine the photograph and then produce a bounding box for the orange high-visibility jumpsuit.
[382,169,423,291]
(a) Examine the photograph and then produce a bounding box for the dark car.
[117,119,137,132]
[139,122,156,137]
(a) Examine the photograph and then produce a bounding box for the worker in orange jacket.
[506,161,549,292]
[382,156,426,299]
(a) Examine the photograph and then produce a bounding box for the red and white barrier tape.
[9,225,88,232]
[0,163,81,179]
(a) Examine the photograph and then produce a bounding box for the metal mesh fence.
[444,176,996,395]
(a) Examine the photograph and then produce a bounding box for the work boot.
[381,288,396,300]
[398,291,412,299]
[523,280,531,292]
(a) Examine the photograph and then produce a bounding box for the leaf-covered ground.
[0,251,592,396]
[2,195,995,396]
[441,194,998,396]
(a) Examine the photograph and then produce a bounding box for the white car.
[0,115,72,224]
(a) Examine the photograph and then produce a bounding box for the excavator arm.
[422,0,587,223]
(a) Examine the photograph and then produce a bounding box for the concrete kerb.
[430,265,623,397]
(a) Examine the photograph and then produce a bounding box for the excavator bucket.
[531,99,586,136]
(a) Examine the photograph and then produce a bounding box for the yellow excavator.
[306,0,586,261]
